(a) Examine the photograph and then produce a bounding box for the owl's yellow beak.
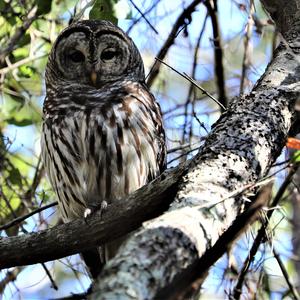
[90,71,97,86]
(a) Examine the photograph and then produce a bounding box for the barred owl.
[41,20,166,278]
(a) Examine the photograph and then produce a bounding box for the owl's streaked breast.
[41,81,165,221]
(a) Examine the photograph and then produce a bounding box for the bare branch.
[204,0,227,109]
[155,58,226,110]
[128,0,158,34]
[0,202,57,231]
[0,5,39,63]
[232,163,300,299]
[0,267,24,294]
[272,247,300,300]
[146,0,203,87]
[239,0,255,95]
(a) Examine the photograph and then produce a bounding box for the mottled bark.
[90,1,300,298]
[261,0,300,50]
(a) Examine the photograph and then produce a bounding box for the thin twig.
[155,57,226,110]
[0,54,46,75]
[232,163,300,299]
[183,73,226,110]
[41,263,58,290]
[204,0,227,110]
[167,141,201,154]
[0,202,58,231]
[239,0,255,95]
[126,0,160,35]
[146,0,203,87]
[128,0,158,34]
[0,267,24,294]
[23,157,44,204]
[272,247,300,300]
[0,5,38,63]
[181,14,208,151]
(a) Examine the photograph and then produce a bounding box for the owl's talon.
[84,201,107,222]
[84,208,92,219]
[100,200,108,211]
[99,200,108,218]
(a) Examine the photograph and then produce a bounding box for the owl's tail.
[81,234,130,279]
[81,248,105,279]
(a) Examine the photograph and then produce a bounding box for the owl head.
[45,20,145,89]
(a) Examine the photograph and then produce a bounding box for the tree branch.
[157,183,271,300]
[0,164,187,268]
[232,163,300,299]
[204,0,227,109]
[146,0,203,87]
[0,201,57,231]
[0,5,38,63]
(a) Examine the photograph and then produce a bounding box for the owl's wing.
[138,82,167,176]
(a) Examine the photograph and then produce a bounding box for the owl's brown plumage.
[41,20,166,278]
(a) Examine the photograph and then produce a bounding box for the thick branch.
[261,0,300,50]
[157,184,271,300]
[0,164,187,268]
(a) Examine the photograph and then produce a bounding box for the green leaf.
[12,47,29,60]
[5,100,41,127]
[0,185,22,221]
[6,117,34,126]
[18,65,36,78]
[89,0,118,24]
[6,16,17,26]
[292,151,300,162]
[36,0,52,15]
[8,166,22,186]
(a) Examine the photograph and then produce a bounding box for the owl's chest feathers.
[42,92,161,219]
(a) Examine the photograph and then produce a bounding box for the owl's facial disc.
[55,31,92,84]
[50,21,144,88]
[93,33,131,84]
[54,31,131,87]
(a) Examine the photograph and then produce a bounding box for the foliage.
[89,0,119,24]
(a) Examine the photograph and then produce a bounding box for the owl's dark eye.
[69,50,85,63]
[101,49,117,61]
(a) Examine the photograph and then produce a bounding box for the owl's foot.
[84,201,108,221]
[84,208,92,218]
[99,200,108,217]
